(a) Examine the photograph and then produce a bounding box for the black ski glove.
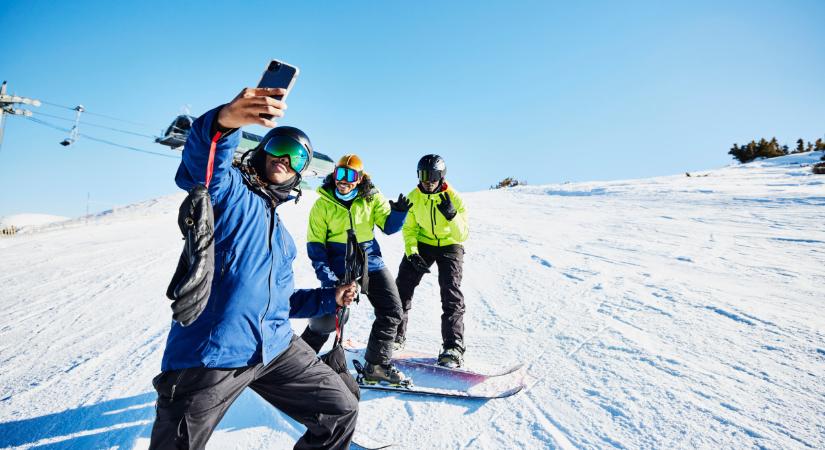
[389,193,412,212]
[166,185,215,327]
[407,253,431,274]
[436,193,457,221]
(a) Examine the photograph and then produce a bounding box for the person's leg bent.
[150,366,254,450]
[301,310,349,353]
[363,267,403,365]
[250,335,358,450]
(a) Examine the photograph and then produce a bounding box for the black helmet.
[257,126,314,174]
[417,154,446,183]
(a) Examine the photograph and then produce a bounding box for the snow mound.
[741,150,824,167]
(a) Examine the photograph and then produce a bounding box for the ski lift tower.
[0,80,42,152]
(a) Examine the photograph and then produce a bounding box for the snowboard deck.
[344,340,525,399]
[355,380,524,399]
[343,339,524,377]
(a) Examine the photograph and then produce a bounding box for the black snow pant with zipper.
[301,267,403,365]
[395,242,465,350]
[148,335,358,450]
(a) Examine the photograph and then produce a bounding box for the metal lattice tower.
[0,80,42,151]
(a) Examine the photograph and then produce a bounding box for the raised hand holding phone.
[217,88,287,129]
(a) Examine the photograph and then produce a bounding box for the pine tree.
[746,140,757,162]
[762,137,784,158]
[727,136,823,163]
[728,143,744,162]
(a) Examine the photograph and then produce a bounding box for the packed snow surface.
[1,152,824,449]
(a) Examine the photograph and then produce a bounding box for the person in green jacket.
[394,154,469,368]
[303,154,414,385]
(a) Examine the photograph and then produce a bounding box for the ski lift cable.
[20,115,179,160]
[77,134,179,159]
[24,115,72,133]
[32,110,157,139]
[39,100,154,128]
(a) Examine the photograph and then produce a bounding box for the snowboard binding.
[352,359,413,388]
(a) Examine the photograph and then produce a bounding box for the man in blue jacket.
[150,87,359,450]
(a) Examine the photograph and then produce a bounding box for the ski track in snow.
[1,153,824,449]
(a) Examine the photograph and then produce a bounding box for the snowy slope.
[0,214,69,231]
[1,152,824,449]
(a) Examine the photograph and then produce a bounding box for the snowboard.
[343,340,525,399]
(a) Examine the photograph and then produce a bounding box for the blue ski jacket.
[161,106,337,371]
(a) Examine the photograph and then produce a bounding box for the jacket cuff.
[383,209,407,234]
[320,288,338,315]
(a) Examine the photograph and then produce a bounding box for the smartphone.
[257,59,299,119]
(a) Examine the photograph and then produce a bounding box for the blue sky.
[1,0,823,217]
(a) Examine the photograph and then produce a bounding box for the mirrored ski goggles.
[418,169,444,183]
[335,166,361,183]
[263,136,311,173]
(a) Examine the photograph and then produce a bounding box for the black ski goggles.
[418,169,444,183]
[263,135,311,173]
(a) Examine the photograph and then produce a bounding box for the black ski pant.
[395,243,465,349]
[302,267,403,366]
[149,335,358,450]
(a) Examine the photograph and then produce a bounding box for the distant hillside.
[0,213,69,230]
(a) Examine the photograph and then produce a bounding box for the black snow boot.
[363,362,410,386]
[438,346,464,368]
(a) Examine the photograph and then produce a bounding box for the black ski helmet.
[417,154,446,183]
[258,126,314,172]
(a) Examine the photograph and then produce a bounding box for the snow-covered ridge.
[1,195,186,236]
[507,150,824,198]
[0,153,823,449]
[0,213,70,231]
